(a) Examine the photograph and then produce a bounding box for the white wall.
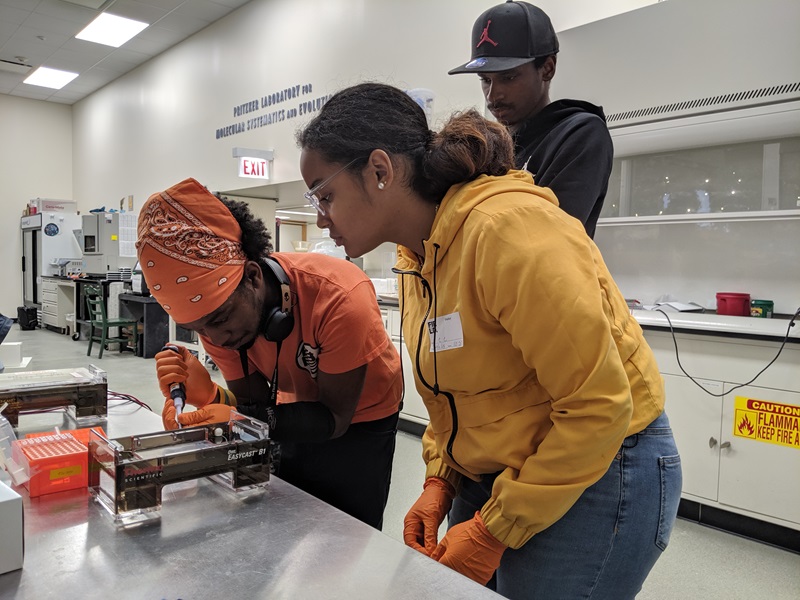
[70,0,657,212]
[595,220,800,314]
[551,0,800,315]
[554,0,800,116]
[0,0,671,316]
[0,95,72,315]
[70,0,483,211]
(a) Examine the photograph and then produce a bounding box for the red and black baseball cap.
[449,1,559,74]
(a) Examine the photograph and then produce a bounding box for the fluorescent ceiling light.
[276,210,318,217]
[24,67,79,89]
[75,13,149,48]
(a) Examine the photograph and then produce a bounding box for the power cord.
[655,307,800,398]
[107,390,152,412]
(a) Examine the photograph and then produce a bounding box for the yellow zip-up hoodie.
[395,171,664,549]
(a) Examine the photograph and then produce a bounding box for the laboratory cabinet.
[39,277,75,334]
[381,306,427,426]
[377,305,800,536]
[664,375,800,528]
[392,340,428,423]
[645,329,800,532]
[719,385,800,526]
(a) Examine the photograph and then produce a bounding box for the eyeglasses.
[303,157,363,216]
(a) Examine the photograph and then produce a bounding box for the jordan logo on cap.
[476,19,498,48]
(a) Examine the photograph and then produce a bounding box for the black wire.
[107,390,152,412]
[9,392,152,420]
[656,307,800,397]
[431,243,441,396]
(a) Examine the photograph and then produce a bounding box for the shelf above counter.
[598,209,800,227]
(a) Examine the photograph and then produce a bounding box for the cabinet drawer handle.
[720,441,731,450]
[709,437,717,448]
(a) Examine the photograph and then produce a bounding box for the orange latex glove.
[162,399,234,430]
[155,345,218,408]
[431,511,507,585]
[403,477,456,556]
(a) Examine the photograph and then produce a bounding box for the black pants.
[275,412,399,530]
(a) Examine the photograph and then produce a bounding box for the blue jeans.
[448,411,682,600]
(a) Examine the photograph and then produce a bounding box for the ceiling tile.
[155,12,212,35]
[48,89,86,103]
[174,0,232,23]
[61,36,116,58]
[0,0,37,10]
[63,72,118,92]
[90,65,137,82]
[33,0,98,24]
[209,0,251,9]
[0,5,30,27]
[100,47,152,68]
[133,24,186,46]
[56,0,106,8]
[101,0,169,25]
[0,70,23,91]
[0,0,248,104]
[23,12,87,37]
[10,86,54,100]
[126,0,186,12]
[10,25,72,49]
[0,18,21,38]
[2,38,58,65]
[46,47,106,71]
[123,30,180,57]
[0,31,19,50]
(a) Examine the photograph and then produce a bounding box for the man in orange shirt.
[136,178,402,529]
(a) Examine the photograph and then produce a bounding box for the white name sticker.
[427,312,464,352]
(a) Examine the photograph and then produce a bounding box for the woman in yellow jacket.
[297,82,681,600]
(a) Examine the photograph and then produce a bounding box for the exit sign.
[238,157,270,179]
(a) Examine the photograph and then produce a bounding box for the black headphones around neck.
[262,257,294,342]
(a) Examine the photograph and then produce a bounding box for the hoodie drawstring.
[431,243,440,396]
[393,249,463,470]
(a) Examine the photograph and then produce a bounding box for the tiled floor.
[3,325,799,599]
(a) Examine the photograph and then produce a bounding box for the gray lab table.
[0,401,500,600]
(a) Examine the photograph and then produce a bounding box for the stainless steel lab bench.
[0,401,500,599]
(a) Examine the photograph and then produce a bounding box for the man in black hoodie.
[449,1,612,238]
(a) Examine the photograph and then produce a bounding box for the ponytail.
[298,83,514,205]
[415,109,514,202]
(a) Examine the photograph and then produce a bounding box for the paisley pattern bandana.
[136,177,246,323]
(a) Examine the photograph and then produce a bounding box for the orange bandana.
[136,178,247,323]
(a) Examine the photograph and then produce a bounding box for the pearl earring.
[378,182,385,190]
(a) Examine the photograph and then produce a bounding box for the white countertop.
[632,310,799,340]
[379,298,798,340]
